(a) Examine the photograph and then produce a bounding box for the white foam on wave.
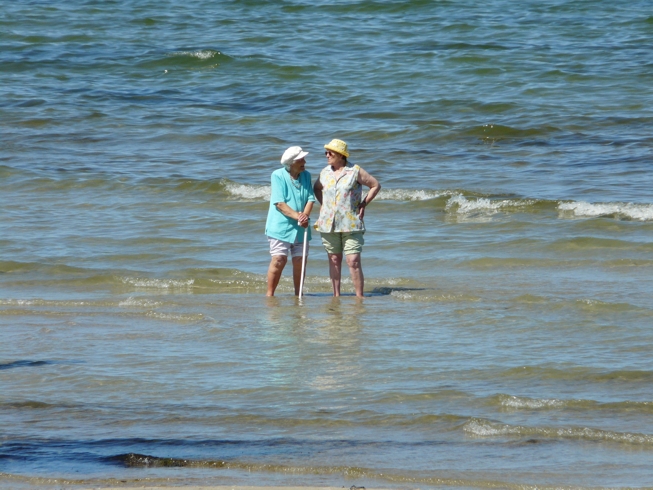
[388,290,475,302]
[145,311,205,322]
[377,188,450,201]
[225,182,453,201]
[172,50,220,60]
[445,194,531,215]
[558,201,653,221]
[119,277,195,289]
[1,299,45,306]
[223,183,451,203]
[390,290,414,300]
[119,297,163,307]
[463,418,653,445]
[0,298,91,307]
[224,182,271,201]
[498,395,566,410]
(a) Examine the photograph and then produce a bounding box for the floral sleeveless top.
[314,163,365,233]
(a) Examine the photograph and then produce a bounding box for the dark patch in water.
[4,400,53,409]
[370,287,427,296]
[304,289,427,297]
[109,453,227,468]
[0,360,51,370]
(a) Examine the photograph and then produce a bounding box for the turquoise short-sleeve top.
[265,168,315,243]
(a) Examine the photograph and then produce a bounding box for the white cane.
[298,225,308,299]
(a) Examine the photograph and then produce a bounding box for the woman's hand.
[276,203,311,227]
[297,212,309,228]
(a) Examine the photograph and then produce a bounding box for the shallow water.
[2,1,653,489]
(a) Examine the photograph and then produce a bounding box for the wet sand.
[90,487,374,490]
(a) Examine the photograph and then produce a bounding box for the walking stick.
[298,225,308,299]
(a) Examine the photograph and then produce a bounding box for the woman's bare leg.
[346,253,364,297]
[328,253,343,297]
[266,255,287,296]
[292,255,305,296]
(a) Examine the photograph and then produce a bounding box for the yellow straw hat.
[324,139,349,158]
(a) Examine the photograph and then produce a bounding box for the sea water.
[1,1,653,488]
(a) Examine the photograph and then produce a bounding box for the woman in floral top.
[313,139,381,297]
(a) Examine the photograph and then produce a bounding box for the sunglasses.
[325,150,336,156]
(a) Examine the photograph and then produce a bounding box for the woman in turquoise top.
[265,146,315,296]
[314,139,381,297]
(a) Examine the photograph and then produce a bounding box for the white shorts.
[268,237,309,258]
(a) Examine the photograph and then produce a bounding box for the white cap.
[280,146,309,166]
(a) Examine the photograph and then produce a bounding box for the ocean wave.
[118,297,163,308]
[548,236,653,252]
[0,298,92,307]
[0,266,269,294]
[118,277,195,290]
[169,50,223,61]
[491,394,653,414]
[1,296,172,310]
[0,400,54,409]
[377,188,452,201]
[574,298,641,312]
[462,123,560,142]
[0,260,90,275]
[5,166,653,228]
[441,195,653,222]
[222,183,451,203]
[382,289,482,303]
[144,311,205,322]
[498,366,653,384]
[461,257,577,269]
[493,394,567,410]
[137,49,233,70]
[510,294,651,313]
[5,168,652,226]
[372,389,471,404]
[558,201,653,221]
[224,184,454,203]
[463,418,653,446]
[223,181,271,201]
[445,194,535,215]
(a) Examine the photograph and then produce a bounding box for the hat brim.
[323,144,349,158]
[293,151,309,161]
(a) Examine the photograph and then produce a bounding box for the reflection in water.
[308,298,366,392]
[259,297,366,394]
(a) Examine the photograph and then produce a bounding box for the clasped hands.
[297,213,309,228]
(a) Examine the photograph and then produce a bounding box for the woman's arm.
[301,201,314,227]
[357,167,381,218]
[275,200,312,227]
[313,178,323,205]
[303,201,314,217]
[275,202,310,227]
